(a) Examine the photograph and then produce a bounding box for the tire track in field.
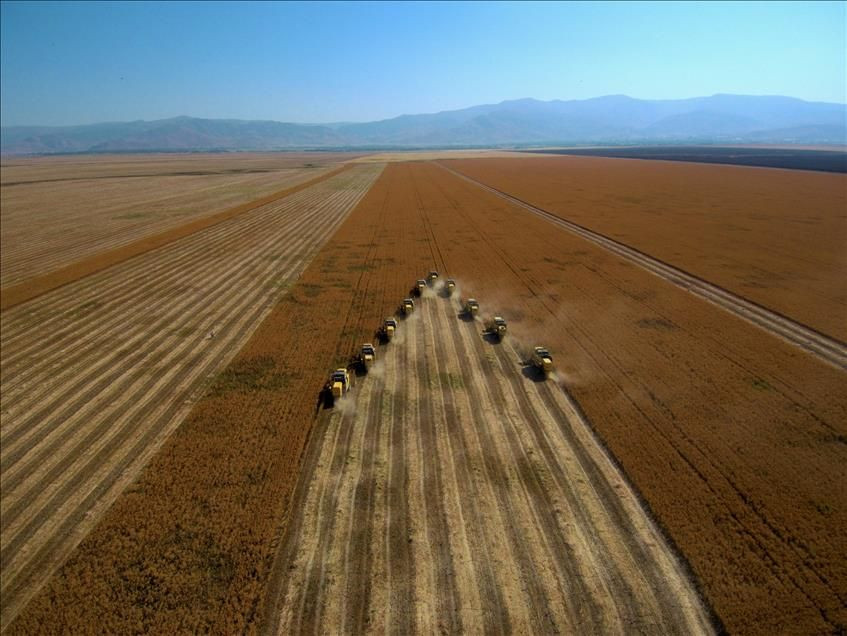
[0,165,383,627]
[438,162,847,371]
[268,290,714,634]
[384,315,415,633]
[339,372,385,633]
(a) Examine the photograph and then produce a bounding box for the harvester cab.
[464,298,480,315]
[488,316,507,340]
[382,317,397,341]
[445,278,456,295]
[330,368,351,399]
[531,346,553,377]
[360,343,375,370]
[402,298,415,315]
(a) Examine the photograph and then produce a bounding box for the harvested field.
[0,163,382,626]
[445,156,847,342]
[6,162,442,633]
[0,164,353,311]
[7,160,846,635]
[268,291,712,634]
[0,152,358,286]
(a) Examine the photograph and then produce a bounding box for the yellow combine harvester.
[486,316,507,340]
[445,278,456,295]
[357,343,376,371]
[463,298,479,315]
[322,367,352,407]
[531,346,553,377]
[381,317,397,341]
[402,298,415,315]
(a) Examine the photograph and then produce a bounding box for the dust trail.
[367,359,386,380]
[335,394,358,418]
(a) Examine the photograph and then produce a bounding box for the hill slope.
[2,94,845,154]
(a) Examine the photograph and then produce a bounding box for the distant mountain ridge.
[2,94,845,154]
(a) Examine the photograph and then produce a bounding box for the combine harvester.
[530,346,554,378]
[445,278,456,296]
[463,298,480,316]
[355,343,376,372]
[427,270,439,285]
[414,280,427,296]
[323,367,352,407]
[402,297,415,315]
[380,317,398,342]
[485,316,508,341]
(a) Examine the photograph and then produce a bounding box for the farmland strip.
[445,307,575,632]
[0,165,382,627]
[0,164,352,311]
[0,181,347,354]
[1,195,335,472]
[0,185,361,464]
[438,162,847,370]
[412,309,472,632]
[0,167,336,287]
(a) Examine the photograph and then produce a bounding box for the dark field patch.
[525,146,847,173]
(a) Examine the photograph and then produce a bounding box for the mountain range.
[2,94,845,154]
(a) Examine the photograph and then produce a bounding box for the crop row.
[11,160,846,634]
[0,164,382,628]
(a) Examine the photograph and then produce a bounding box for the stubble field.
[2,154,845,635]
[268,291,712,634]
[0,152,357,287]
[0,163,382,626]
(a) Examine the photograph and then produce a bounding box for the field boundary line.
[0,163,353,312]
[436,161,847,371]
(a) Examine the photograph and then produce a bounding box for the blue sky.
[1,1,844,126]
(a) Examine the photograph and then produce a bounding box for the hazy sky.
[1,1,845,126]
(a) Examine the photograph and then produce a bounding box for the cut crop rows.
[0,154,353,288]
[0,164,382,627]
[9,160,846,635]
[270,293,713,633]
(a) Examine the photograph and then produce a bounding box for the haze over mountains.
[2,94,845,154]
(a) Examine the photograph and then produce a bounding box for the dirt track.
[0,164,383,626]
[268,291,713,634]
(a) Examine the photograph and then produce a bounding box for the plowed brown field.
[0,152,357,287]
[445,156,847,342]
[7,160,846,635]
[0,164,382,627]
[268,291,712,634]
